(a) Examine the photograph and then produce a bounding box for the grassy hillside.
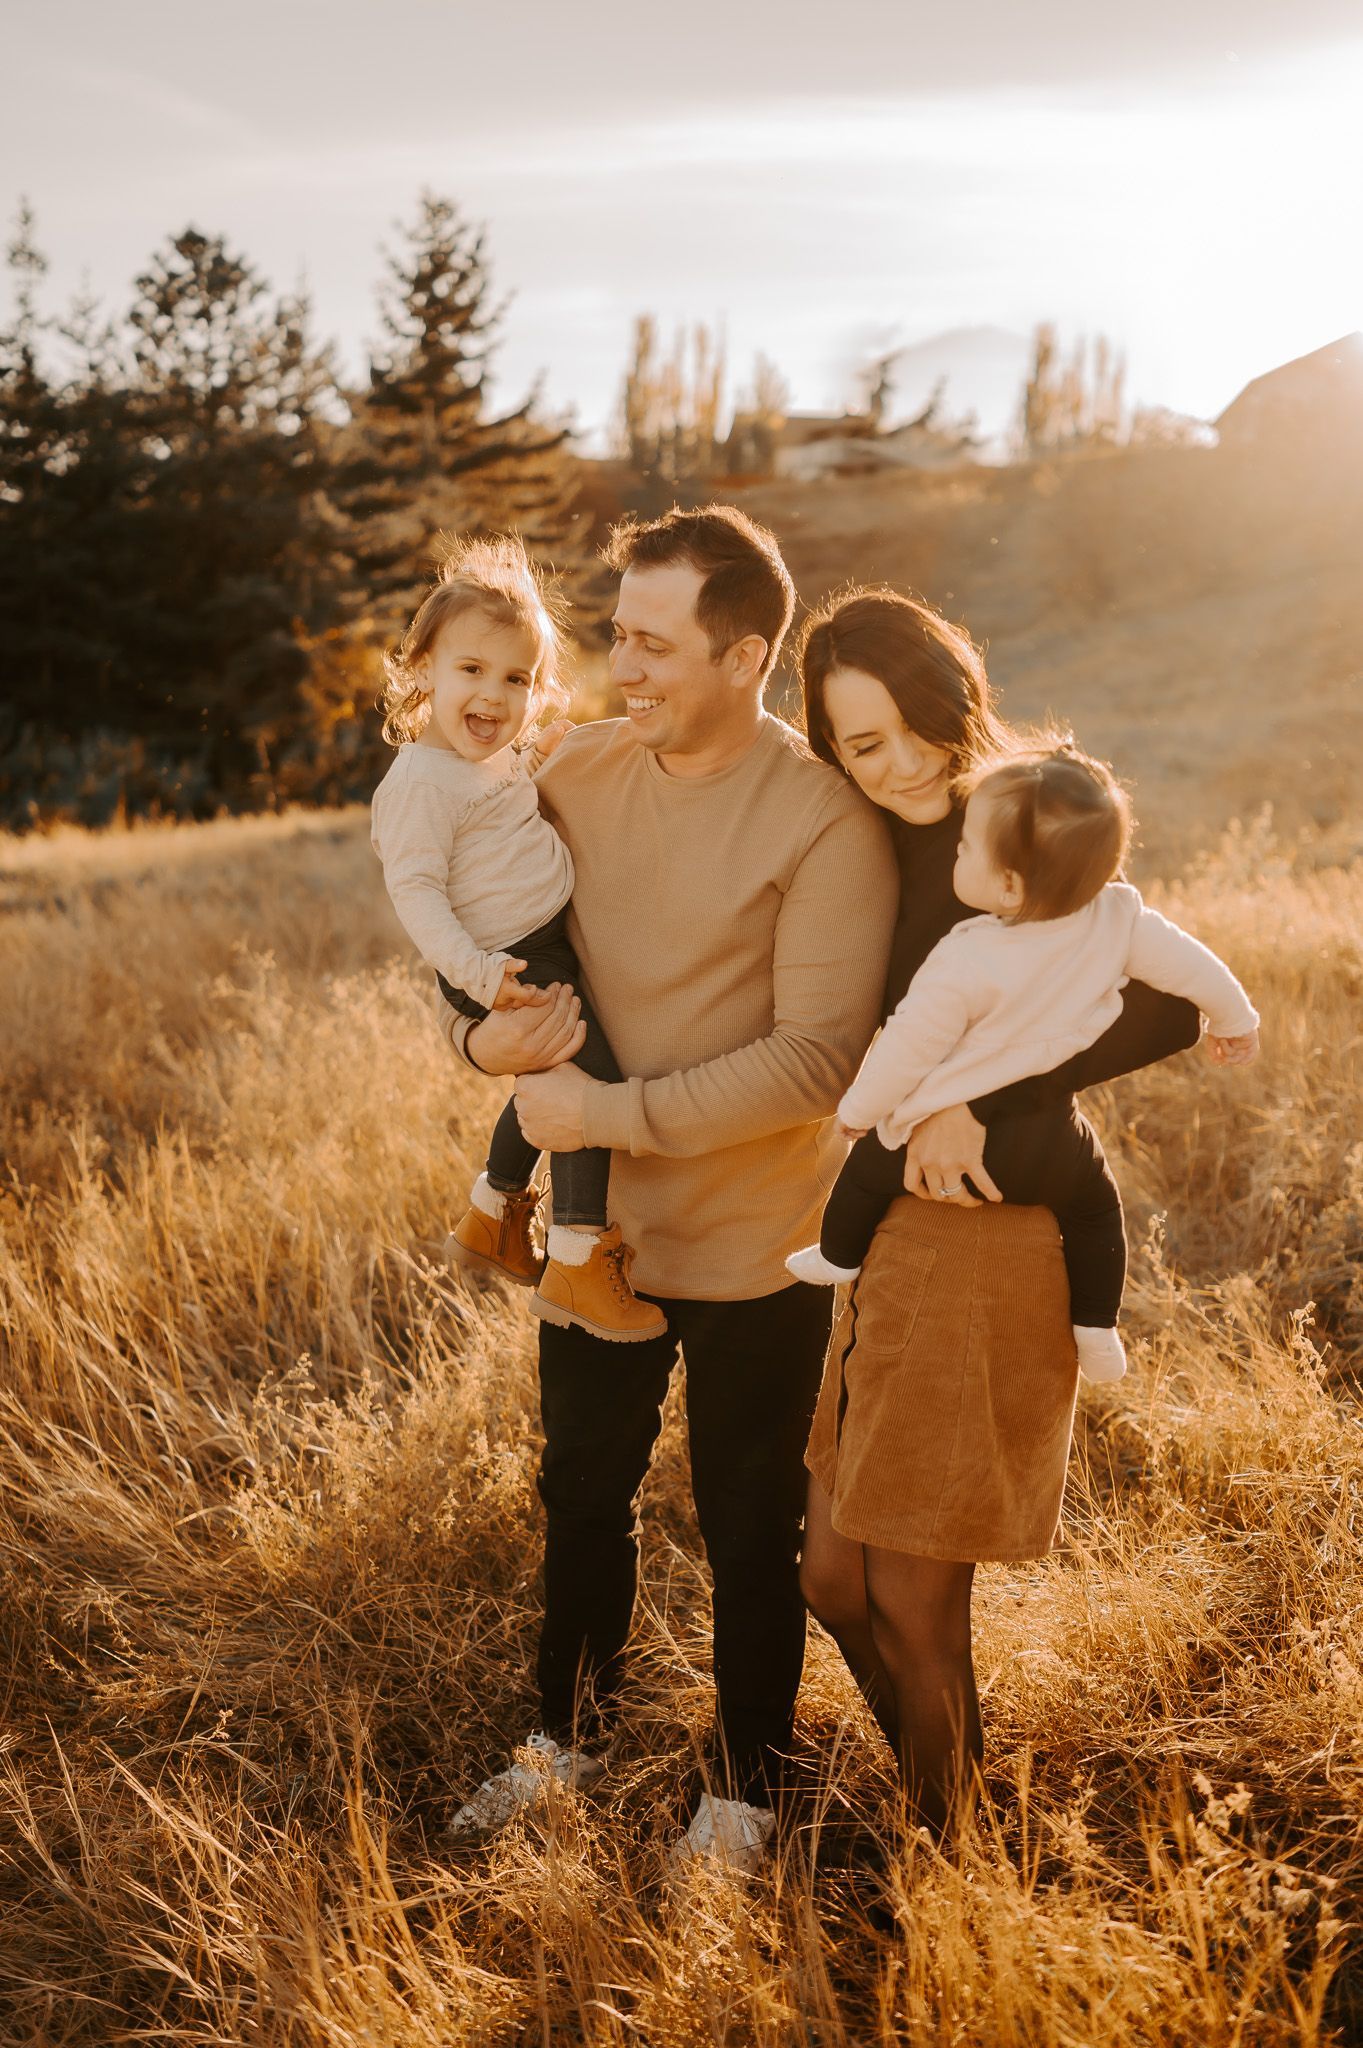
[1,806,1359,2044]
[733,434,1363,870]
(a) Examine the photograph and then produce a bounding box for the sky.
[5,0,1363,446]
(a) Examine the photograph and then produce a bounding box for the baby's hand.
[1205,1026,1260,1068]
[491,960,549,1011]
[837,1118,871,1143]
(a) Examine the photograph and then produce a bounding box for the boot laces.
[602,1236,634,1305]
[500,1186,539,1255]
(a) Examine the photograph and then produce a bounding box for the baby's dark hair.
[960,738,1132,922]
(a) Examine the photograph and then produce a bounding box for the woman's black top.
[885,807,1201,1120]
[884,807,973,1014]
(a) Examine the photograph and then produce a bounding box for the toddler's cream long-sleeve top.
[371,741,573,1011]
[439,715,899,1300]
[841,880,1260,1147]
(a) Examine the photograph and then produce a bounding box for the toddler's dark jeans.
[438,905,621,1231]
[822,1101,1127,1328]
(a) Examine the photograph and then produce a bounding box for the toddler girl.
[371,536,665,1343]
[788,741,1259,1381]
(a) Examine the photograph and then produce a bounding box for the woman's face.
[822,666,955,823]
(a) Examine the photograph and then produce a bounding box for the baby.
[371,535,665,1343]
[788,742,1259,1381]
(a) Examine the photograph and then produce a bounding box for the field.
[2,686,1362,2038]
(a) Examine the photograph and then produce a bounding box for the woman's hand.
[1205,1027,1260,1068]
[902,1102,1003,1207]
[466,983,587,1075]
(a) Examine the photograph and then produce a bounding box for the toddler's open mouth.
[464,712,503,745]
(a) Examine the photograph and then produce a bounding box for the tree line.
[0,194,596,827]
[3,188,1211,830]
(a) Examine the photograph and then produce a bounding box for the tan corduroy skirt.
[805,1195,1080,1562]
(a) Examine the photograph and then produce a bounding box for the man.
[438,504,899,1867]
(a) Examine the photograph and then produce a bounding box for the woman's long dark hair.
[799,586,1014,779]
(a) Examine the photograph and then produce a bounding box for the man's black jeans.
[437,905,621,1229]
[536,1282,833,1805]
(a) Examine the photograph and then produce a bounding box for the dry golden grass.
[1,803,1360,2045]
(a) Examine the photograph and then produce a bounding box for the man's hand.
[466,983,587,1076]
[514,1063,590,1153]
[902,1102,1002,1207]
[1205,1026,1260,1068]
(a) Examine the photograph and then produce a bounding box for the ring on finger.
[939,1180,964,1198]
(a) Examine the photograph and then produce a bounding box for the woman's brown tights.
[800,1478,982,1839]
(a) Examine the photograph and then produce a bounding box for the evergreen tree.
[122,227,342,790]
[341,192,583,637]
[0,205,148,810]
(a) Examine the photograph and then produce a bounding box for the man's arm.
[524,802,897,1161]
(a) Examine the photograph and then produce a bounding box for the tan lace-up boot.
[530,1224,668,1343]
[446,1183,544,1287]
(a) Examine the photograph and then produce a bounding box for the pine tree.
[0,204,148,814]
[123,227,342,791]
[341,192,583,638]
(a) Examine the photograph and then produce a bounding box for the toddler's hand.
[491,960,549,1011]
[532,716,573,760]
[836,1118,871,1143]
[1205,1026,1260,1068]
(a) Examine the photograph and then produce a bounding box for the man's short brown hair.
[604,505,796,680]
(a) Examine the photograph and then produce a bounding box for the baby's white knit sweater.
[841,881,1259,1147]
[370,741,573,1010]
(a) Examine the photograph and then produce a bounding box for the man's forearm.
[968,981,1201,1122]
[435,992,484,1069]
[580,1029,853,1159]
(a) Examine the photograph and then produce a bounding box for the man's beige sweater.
[440,714,898,1300]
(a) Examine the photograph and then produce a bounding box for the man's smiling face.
[609,562,749,761]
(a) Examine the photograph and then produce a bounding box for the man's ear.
[726,634,769,689]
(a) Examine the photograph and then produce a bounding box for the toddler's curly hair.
[381,534,570,746]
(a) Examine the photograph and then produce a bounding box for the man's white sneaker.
[670,1793,776,1876]
[445,1732,605,1839]
[1074,1324,1128,1384]
[786,1245,861,1287]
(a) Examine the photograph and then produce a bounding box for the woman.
[795,587,1198,1838]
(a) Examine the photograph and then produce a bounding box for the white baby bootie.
[786,1245,862,1286]
[1074,1325,1127,1384]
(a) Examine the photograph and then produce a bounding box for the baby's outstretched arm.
[1205,1027,1260,1067]
[1123,900,1259,1055]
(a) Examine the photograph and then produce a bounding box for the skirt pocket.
[846,1241,938,1354]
